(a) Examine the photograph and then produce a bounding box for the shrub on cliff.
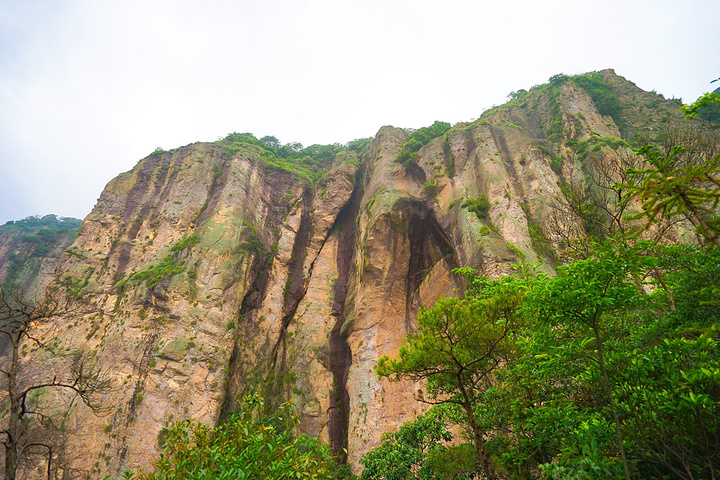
[396,121,451,164]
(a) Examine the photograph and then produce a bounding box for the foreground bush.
[138,394,343,480]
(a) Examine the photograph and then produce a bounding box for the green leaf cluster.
[572,72,624,127]
[683,78,720,124]
[461,196,490,221]
[550,156,564,175]
[371,234,720,479]
[359,407,471,480]
[396,121,451,165]
[138,394,344,480]
[217,132,352,185]
[618,144,720,246]
[422,182,438,198]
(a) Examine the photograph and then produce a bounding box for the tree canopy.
[137,394,346,480]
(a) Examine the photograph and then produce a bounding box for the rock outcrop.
[1,69,707,477]
[0,215,81,296]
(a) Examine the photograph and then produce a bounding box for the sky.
[1,0,718,225]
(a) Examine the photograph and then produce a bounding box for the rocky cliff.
[4,69,708,477]
[0,215,81,296]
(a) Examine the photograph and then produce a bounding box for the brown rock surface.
[2,70,704,477]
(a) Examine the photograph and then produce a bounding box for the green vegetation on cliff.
[396,121,452,165]
[0,215,81,289]
[216,132,360,185]
[116,234,200,292]
[1,215,81,257]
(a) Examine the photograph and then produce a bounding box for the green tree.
[260,135,281,149]
[461,196,491,221]
[346,138,371,154]
[377,274,528,480]
[616,335,720,479]
[682,77,720,121]
[618,145,720,247]
[654,244,720,330]
[396,121,451,164]
[522,236,657,480]
[138,394,343,480]
[359,407,477,480]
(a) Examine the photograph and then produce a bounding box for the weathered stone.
[0,70,702,478]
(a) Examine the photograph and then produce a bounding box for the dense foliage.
[216,132,359,185]
[461,196,491,221]
[396,121,452,165]
[360,407,476,480]
[683,79,720,124]
[371,108,720,478]
[372,238,720,480]
[137,395,346,480]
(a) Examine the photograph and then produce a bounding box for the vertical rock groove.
[328,178,361,461]
[194,157,231,226]
[267,194,313,398]
[219,235,278,420]
[114,332,159,476]
[219,171,298,420]
[405,199,458,331]
[490,126,527,205]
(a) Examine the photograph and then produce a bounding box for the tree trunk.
[594,326,631,480]
[5,334,21,480]
[653,268,676,311]
[457,377,495,480]
[462,401,494,480]
[5,444,18,480]
[457,374,495,480]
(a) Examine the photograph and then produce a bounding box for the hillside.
[1,69,717,478]
[0,215,82,295]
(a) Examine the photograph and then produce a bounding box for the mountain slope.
[0,215,81,295]
[5,69,713,477]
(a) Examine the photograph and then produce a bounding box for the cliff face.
[7,69,702,477]
[0,215,81,296]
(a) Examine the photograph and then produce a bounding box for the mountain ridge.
[0,69,713,477]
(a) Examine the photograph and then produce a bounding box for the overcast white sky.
[1,0,718,225]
